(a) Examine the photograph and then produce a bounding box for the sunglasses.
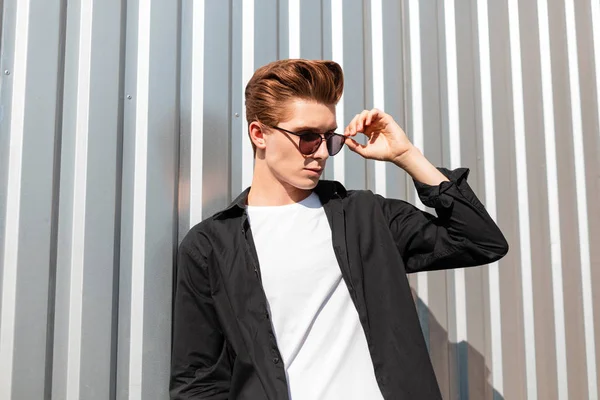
[270,126,346,156]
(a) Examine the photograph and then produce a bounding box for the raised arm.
[344,108,508,272]
[376,167,508,273]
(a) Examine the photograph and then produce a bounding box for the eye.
[299,131,321,142]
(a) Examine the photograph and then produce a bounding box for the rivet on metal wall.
[4,70,10,75]
[235,113,239,117]
[127,95,132,99]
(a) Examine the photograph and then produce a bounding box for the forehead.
[279,99,337,129]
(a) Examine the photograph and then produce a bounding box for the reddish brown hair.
[245,59,344,152]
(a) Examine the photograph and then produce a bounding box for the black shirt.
[170,167,509,399]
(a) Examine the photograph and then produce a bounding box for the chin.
[289,177,319,191]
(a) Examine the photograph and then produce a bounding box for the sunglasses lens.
[299,132,322,155]
[326,134,345,156]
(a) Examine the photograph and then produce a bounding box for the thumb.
[345,137,368,157]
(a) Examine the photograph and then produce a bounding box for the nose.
[312,138,330,160]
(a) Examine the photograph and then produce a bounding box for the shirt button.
[273,357,280,364]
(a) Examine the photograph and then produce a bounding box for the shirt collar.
[214,180,347,220]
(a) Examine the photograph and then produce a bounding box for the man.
[170,59,508,399]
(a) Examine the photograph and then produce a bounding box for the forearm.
[382,167,509,273]
[413,167,508,267]
[392,146,449,186]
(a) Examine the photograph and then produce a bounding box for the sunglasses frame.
[270,125,346,156]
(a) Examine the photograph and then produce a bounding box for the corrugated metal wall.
[0,0,599,399]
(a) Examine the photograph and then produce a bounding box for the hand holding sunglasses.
[344,108,415,165]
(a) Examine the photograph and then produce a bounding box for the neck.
[247,162,313,206]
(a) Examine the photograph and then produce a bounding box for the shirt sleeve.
[170,232,232,400]
[377,167,509,273]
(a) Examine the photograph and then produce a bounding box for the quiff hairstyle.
[244,59,344,152]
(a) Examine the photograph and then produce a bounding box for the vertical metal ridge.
[190,0,205,225]
[288,0,300,58]
[241,0,254,191]
[407,0,423,157]
[319,0,325,59]
[536,0,568,397]
[226,0,233,203]
[65,1,94,398]
[110,0,129,397]
[406,0,429,351]
[0,0,31,396]
[370,0,386,197]
[45,0,70,397]
[475,0,503,395]
[589,0,600,393]
[171,0,184,368]
[563,0,598,397]
[442,3,468,397]
[592,0,600,146]
[400,0,409,133]
[331,0,345,184]
[0,0,4,51]
[128,0,152,397]
[443,0,460,171]
[507,0,538,397]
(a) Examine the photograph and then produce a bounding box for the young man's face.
[263,99,337,190]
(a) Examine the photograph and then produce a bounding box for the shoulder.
[317,179,386,202]
[319,179,417,219]
[317,180,394,219]
[179,200,246,260]
[179,219,214,262]
[316,179,378,202]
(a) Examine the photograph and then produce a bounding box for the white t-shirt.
[247,192,384,400]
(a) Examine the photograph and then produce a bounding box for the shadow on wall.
[412,294,504,400]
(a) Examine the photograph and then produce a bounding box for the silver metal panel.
[546,0,588,397]
[116,0,179,398]
[488,0,530,397]
[115,0,142,395]
[231,0,246,203]
[519,0,562,398]
[300,0,323,59]
[201,1,231,220]
[381,0,408,201]
[574,0,600,395]
[340,0,367,190]
[178,0,194,237]
[0,0,18,316]
[53,1,123,399]
[140,0,179,397]
[0,0,62,399]
[454,1,488,398]
[0,0,599,398]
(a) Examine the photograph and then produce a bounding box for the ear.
[249,121,267,151]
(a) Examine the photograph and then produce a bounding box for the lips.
[304,167,323,173]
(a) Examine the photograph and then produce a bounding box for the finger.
[365,108,381,126]
[353,113,362,135]
[356,110,370,133]
[345,114,361,136]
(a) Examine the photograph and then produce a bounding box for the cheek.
[266,139,303,173]
[269,137,298,161]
